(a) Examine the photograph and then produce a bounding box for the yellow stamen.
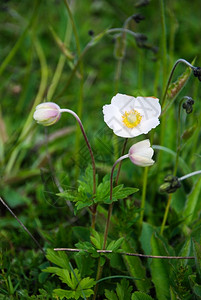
[122,109,142,128]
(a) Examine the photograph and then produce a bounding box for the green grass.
[1,0,201,299]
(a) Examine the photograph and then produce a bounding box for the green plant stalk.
[160,194,171,235]
[47,19,73,100]
[139,166,149,226]
[160,96,191,234]
[63,0,84,181]
[5,37,48,175]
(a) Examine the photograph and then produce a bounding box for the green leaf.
[79,277,96,290]
[183,176,201,225]
[105,290,118,300]
[193,240,201,276]
[112,186,138,202]
[121,238,151,293]
[53,288,90,300]
[46,249,70,270]
[193,284,201,298]
[90,229,103,249]
[95,174,110,203]
[107,237,124,251]
[116,279,133,300]
[178,238,193,267]
[140,222,155,257]
[131,291,154,300]
[43,267,78,289]
[104,279,132,300]
[78,166,97,196]
[150,232,170,300]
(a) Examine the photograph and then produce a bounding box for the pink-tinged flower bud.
[128,139,154,167]
[33,102,61,126]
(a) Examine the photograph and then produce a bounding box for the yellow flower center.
[122,110,142,128]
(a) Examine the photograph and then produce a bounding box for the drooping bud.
[159,175,181,193]
[33,102,61,126]
[128,139,155,167]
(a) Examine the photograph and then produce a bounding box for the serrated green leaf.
[100,256,106,267]
[102,185,138,204]
[75,200,93,210]
[131,291,154,300]
[107,237,124,251]
[78,277,96,290]
[95,176,110,203]
[46,249,70,270]
[53,289,86,300]
[183,176,201,225]
[105,289,118,300]
[116,279,132,300]
[90,229,103,249]
[43,267,75,288]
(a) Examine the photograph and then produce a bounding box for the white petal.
[103,104,123,131]
[135,97,161,121]
[130,154,155,167]
[129,139,150,154]
[111,93,136,113]
[139,117,160,134]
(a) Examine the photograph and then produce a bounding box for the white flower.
[33,102,61,126]
[128,139,154,167]
[103,93,161,138]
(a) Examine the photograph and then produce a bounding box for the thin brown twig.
[53,248,195,260]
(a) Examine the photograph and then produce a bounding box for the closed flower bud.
[160,175,181,193]
[33,102,61,126]
[128,139,155,167]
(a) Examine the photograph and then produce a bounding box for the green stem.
[139,166,149,226]
[160,194,171,235]
[161,96,192,234]
[47,19,72,100]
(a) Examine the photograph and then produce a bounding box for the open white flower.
[128,139,154,167]
[103,93,161,138]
